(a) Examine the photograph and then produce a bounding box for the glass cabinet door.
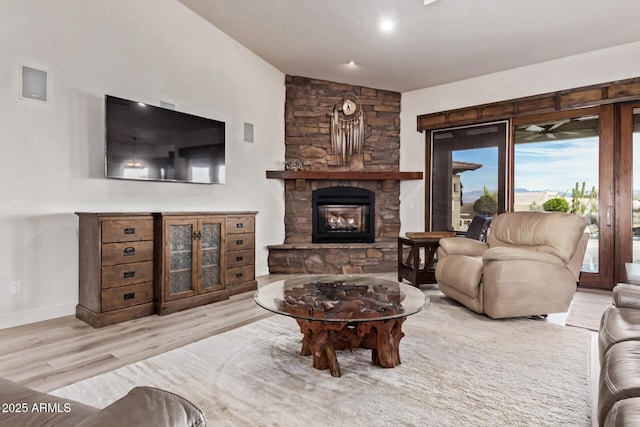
[165,219,197,300]
[198,219,225,293]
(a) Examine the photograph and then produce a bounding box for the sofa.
[0,378,205,427]
[435,211,589,318]
[598,283,640,426]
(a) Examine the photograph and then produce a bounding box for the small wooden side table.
[398,232,455,287]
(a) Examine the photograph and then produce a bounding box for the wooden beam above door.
[417,76,640,131]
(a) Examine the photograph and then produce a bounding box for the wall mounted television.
[105,95,225,184]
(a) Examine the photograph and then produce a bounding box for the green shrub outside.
[473,194,498,216]
[542,197,570,212]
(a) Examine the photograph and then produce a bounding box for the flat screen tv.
[105,95,225,184]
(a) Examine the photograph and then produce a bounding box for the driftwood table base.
[254,276,428,378]
[296,317,406,377]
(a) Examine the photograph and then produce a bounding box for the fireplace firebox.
[312,187,375,243]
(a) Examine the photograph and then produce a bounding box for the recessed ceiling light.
[347,60,356,66]
[379,19,394,32]
[424,0,438,4]
[137,102,146,107]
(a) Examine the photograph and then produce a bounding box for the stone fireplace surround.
[267,75,420,274]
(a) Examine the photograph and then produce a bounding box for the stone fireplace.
[266,75,420,274]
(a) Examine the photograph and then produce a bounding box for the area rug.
[52,295,592,426]
[565,288,612,331]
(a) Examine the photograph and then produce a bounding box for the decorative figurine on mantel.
[330,92,365,165]
[284,159,304,171]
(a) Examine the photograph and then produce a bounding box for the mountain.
[462,190,483,204]
[462,188,553,204]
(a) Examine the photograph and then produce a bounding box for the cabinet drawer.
[227,233,255,251]
[226,265,255,285]
[102,261,153,289]
[101,282,153,312]
[227,249,254,268]
[102,219,153,243]
[226,216,255,234]
[102,241,154,266]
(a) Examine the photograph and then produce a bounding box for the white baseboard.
[0,303,76,330]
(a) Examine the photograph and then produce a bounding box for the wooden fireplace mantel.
[265,170,423,181]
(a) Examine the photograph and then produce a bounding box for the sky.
[453,137,600,195]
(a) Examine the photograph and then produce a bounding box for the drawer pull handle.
[123,292,135,300]
[123,247,135,256]
[236,256,243,262]
[235,273,244,279]
[236,239,243,245]
[124,227,136,235]
[236,223,244,228]
[123,271,135,279]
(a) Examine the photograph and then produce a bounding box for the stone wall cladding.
[269,75,402,274]
[285,75,401,172]
[284,75,401,244]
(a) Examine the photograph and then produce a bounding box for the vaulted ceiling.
[178,0,640,92]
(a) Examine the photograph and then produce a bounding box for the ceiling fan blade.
[525,125,545,132]
[548,121,568,131]
[559,131,581,135]
[546,133,557,139]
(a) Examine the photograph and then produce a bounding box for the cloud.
[514,138,598,193]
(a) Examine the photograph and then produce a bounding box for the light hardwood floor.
[0,274,298,392]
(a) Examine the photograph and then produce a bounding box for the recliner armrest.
[75,386,206,427]
[612,283,640,310]
[438,237,488,257]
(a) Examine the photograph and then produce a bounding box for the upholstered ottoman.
[604,397,640,426]
[598,341,640,426]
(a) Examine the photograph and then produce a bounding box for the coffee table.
[254,275,429,377]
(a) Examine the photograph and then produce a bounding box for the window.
[430,122,507,231]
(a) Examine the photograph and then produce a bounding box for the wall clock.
[342,99,357,115]
[330,93,365,164]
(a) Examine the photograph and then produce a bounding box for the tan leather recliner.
[435,211,589,319]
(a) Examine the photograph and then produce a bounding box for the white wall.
[400,40,640,234]
[0,0,286,328]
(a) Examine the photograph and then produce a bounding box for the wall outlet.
[10,281,22,295]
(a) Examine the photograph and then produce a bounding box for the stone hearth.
[267,75,406,274]
[267,242,397,275]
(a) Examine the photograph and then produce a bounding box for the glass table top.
[254,275,429,322]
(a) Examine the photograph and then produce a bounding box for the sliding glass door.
[425,102,640,290]
[512,107,614,289]
[513,111,600,274]
[427,107,616,288]
[618,104,640,282]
